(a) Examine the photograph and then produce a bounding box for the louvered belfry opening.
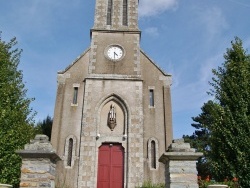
[107,0,113,25]
[123,0,128,26]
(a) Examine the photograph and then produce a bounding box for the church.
[51,0,173,187]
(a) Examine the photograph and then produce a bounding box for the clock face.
[106,45,124,61]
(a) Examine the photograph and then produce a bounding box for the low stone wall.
[159,139,203,188]
[16,135,60,188]
[0,184,12,188]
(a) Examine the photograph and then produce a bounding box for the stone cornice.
[159,152,203,163]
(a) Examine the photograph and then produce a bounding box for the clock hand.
[114,52,118,59]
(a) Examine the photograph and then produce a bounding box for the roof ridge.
[58,47,90,74]
[140,49,171,76]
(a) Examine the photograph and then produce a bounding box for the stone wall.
[17,135,60,188]
[19,158,56,188]
[77,79,144,187]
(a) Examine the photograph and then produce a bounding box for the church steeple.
[89,0,141,76]
[93,0,139,31]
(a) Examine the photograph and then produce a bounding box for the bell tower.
[93,0,139,30]
[89,0,141,76]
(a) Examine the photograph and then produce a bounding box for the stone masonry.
[159,139,203,188]
[17,135,60,188]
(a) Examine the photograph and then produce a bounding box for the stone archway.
[94,94,130,187]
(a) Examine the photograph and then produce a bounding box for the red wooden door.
[97,144,124,188]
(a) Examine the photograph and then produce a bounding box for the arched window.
[151,140,156,169]
[64,135,76,168]
[148,137,159,170]
[67,138,73,166]
[107,0,113,25]
[122,0,128,26]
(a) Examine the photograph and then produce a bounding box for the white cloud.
[197,7,229,40]
[228,0,250,8]
[145,27,159,37]
[139,0,178,17]
[172,52,224,114]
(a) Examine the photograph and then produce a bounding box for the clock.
[105,45,125,61]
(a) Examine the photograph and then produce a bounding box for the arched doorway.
[97,143,124,188]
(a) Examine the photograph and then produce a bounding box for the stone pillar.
[159,139,203,188]
[16,135,60,188]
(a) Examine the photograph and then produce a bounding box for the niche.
[99,100,124,135]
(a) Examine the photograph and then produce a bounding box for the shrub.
[136,181,165,188]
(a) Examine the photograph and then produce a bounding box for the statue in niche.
[107,104,117,131]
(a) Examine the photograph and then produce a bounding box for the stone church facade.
[51,0,173,187]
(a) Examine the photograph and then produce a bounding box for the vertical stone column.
[16,135,60,188]
[159,139,203,188]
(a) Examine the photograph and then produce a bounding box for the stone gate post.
[16,135,60,188]
[159,139,203,188]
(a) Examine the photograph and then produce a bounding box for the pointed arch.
[95,93,130,139]
[94,93,130,187]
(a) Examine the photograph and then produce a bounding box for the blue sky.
[1,0,250,138]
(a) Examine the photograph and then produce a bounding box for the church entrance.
[97,143,124,188]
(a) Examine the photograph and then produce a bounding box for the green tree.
[0,35,37,187]
[183,101,215,178]
[191,37,250,187]
[37,115,53,140]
